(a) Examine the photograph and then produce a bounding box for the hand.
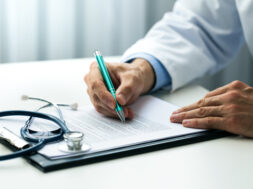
[84,58,155,119]
[170,81,253,138]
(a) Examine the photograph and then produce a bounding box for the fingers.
[86,62,116,108]
[94,104,118,118]
[107,63,121,88]
[205,86,228,98]
[170,106,223,123]
[85,62,116,114]
[88,91,115,114]
[205,80,248,98]
[93,103,134,119]
[174,86,251,115]
[173,95,222,114]
[170,81,253,137]
[182,117,224,130]
[89,91,134,119]
[85,61,136,120]
[87,80,116,110]
[116,75,143,106]
[116,83,136,106]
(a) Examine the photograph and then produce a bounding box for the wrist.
[131,58,155,94]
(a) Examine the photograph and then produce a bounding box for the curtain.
[0,0,173,63]
[0,0,252,90]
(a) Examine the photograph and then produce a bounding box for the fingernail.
[172,109,180,114]
[117,93,126,105]
[170,115,177,122]
[183,119,191,127]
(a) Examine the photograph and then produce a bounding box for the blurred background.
[0,0,252,91]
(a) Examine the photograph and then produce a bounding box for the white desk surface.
[0,57,252,189]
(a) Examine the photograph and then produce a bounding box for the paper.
[0,95,204,159]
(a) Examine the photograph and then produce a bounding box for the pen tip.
[117,110,126,123]
[122,117,126,123]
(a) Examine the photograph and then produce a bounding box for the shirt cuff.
[122,52,172,92]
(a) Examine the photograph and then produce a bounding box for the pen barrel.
[95,55,123,113]
[110,90,123,112]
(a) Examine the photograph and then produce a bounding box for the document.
[39,95,204,159]
[0,95,204,159]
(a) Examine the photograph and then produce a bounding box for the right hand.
[84,58,155,119]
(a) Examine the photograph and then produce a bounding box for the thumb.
[116,81,134,106]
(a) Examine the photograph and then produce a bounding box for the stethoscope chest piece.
[58,131,91,153]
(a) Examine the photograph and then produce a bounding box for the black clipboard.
[18,130,231,172]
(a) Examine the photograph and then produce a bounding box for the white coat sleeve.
[122,0,245,91]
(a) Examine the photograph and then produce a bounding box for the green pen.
[94,50,125,123]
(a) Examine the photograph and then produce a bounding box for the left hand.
[170,80,253,138]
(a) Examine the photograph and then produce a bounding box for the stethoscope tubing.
[0,110,69,134]
[0,110,69,161]
[24,103,67,134]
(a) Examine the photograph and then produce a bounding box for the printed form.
[38,95,204,159]
[0,95,204,159]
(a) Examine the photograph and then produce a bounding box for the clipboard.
[0,95,233,172]
[21,130,231,172]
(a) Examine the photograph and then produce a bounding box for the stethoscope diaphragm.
[58,131,91,153]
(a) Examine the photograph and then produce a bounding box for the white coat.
[122,0,253,91]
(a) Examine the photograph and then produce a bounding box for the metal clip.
[0,127,30,149]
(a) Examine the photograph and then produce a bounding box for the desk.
[0,57,252,189]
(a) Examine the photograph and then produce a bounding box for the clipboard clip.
[0,127,30,149]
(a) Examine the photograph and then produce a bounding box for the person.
[84,0,253,138]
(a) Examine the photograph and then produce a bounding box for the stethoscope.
[0,95,90,161]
